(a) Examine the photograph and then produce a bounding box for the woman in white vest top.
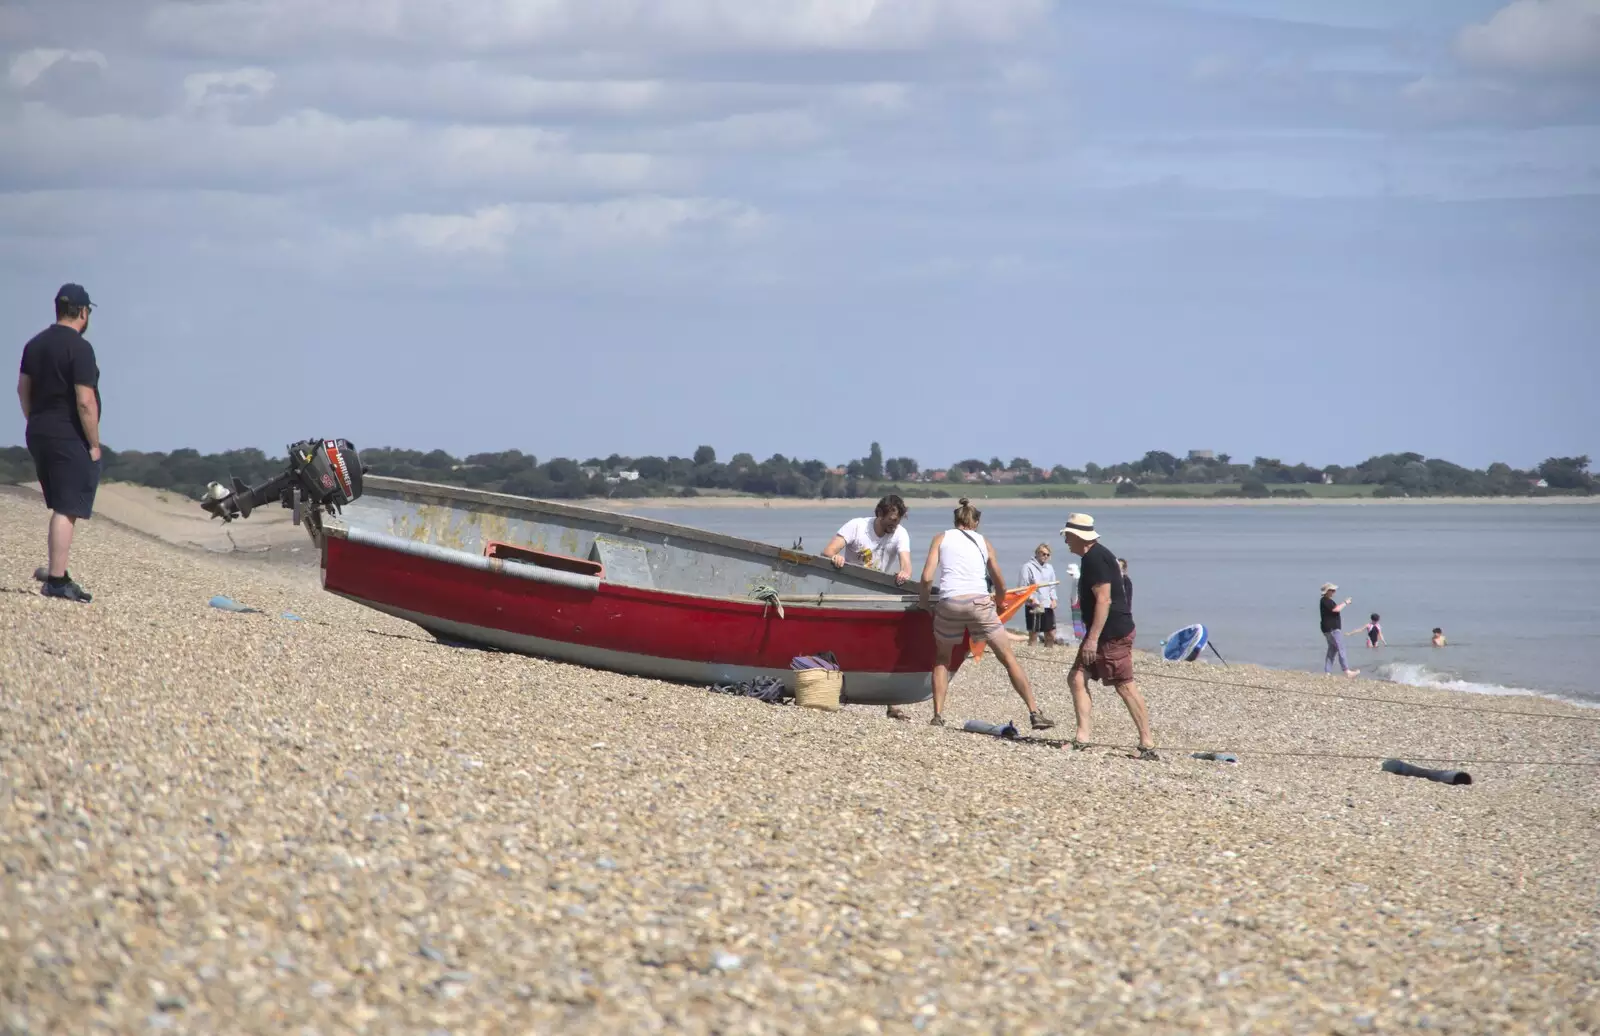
[917,498,1056,729]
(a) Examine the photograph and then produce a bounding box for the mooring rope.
[1028,736,1600,768]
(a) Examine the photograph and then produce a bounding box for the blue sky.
[3,0,1596,471]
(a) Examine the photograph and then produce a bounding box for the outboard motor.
[200,438,366,540]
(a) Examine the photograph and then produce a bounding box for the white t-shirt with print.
[835,516,911,574]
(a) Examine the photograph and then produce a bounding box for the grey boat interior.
[340,477,923,608]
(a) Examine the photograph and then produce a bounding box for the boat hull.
[321,530,954,705]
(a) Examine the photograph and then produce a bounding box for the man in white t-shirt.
[822,494,914,719]
[823,494,912,585]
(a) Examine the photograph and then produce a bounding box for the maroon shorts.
[1071,630,1136,686]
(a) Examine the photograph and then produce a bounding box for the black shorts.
[1025,605,1056,633]
[27,434,101,519]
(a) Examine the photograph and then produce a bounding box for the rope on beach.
[1011,651,1600,724]
[1034,737,1600,768]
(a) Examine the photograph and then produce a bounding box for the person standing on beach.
[1060,514,1158,760]
[1019,543,1058,648]
[824,494,916,719]
[1118,557,1132,608]
[1319,583,1360,677]
[918,499,1055,730]
[1065,561,1083,643]
[18,284,102,603]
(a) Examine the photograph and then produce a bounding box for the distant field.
[873,482,1378,500]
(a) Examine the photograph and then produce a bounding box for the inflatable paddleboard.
[1163,623,1208,662]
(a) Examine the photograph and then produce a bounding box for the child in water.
[1432,627,1447,647]
[1359,613,1386,648]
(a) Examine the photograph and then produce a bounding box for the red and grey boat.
[200,440,959,705]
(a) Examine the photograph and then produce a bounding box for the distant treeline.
[0,442,1591,501]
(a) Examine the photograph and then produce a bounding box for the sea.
[624,502,1600,707]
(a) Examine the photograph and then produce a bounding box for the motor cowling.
[201,437,366,525]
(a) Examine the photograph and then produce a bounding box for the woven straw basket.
[793,669,843,711]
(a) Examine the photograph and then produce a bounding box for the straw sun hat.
[1059,513,1100,541]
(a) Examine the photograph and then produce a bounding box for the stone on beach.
[1,488,1597,1033]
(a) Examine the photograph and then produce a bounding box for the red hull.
[322,534,962,704]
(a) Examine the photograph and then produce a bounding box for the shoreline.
[11,482,1590,709]
[588,493,1598,511]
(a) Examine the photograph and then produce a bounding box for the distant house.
[828,466,847,477]
[1534,478,1549,488]
[617,470,640,482]
[1321,472,1334,484]
[991,470,1016,484]
[929,470,949,483]
[963,471,983,483]
[1188,450,1215,461]
[580,466,601,479]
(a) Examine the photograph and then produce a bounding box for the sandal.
[1133,746,1160,761]
[929,714,946,727]
[886,706,911,722]
[1067,738,1091,751]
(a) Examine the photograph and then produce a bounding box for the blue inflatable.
[1163,623,1209,662]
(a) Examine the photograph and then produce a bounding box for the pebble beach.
[3,487,1598,1034]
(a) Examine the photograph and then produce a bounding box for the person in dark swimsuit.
[1360,613,1385,648]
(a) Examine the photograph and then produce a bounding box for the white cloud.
[1457,0,1600,76]
[146,0,1051,56]
[377,205,522,255]
[373,196,765,256]
[7,48,107,89]
[288,63,671,121]
[3,103,675,196]
[183,67,277,111]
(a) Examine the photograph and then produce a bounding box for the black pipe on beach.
[1381,758,1473,785]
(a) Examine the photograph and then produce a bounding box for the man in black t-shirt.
[18,283,103,603]
[1319,582,1359,677]
[1060,513,1157,759]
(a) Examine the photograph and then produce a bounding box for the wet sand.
[2,490,1597,1033]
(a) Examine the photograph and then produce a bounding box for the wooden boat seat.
[484,541,604,578]
[587,537,655,588]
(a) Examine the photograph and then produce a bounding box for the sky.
[2,0,1597,472]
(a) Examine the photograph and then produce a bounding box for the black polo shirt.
[1078,541,1134,640]
[1320,595,1340,633]
[20,324,100,444]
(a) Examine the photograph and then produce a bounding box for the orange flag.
[967,584,1041,663]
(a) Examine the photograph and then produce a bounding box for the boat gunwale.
[354,475,914,594]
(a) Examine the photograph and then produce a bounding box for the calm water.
[627,502,1600,705]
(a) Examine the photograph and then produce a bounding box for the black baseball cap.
[55,283,94,309]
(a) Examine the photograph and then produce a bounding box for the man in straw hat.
[1059,513,1158,760]
[1319,583,1360,677]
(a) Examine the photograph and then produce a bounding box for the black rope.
[1012,651,1600,724]
[1029,736,1600,768]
